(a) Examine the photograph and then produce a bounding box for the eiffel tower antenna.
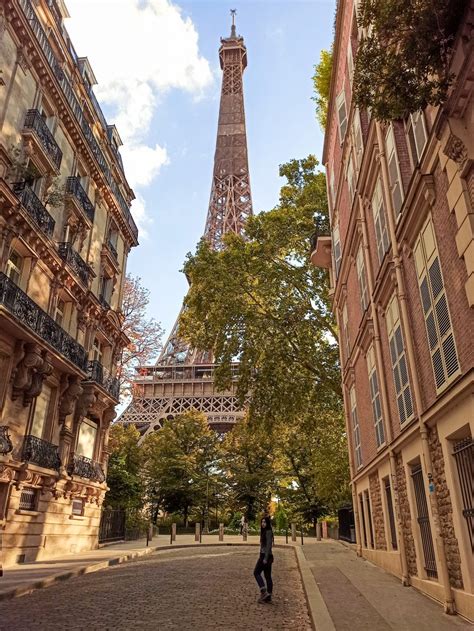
[119,18,253,437]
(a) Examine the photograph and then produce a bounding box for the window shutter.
[385,125,403,217]
[367,346,385,447]
[353,110,363,170]
[347,42,354,85]
[356,248,369,312]
[350,387,362,468]
[333,224,342,277]
[337,90,348,143]
[386,295,414,424]
[342,304,350,362]
[406,111,427,165]
[347,155,355,202]
[414,221,460,390]
[372,177,390,264]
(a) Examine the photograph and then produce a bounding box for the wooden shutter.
[371,177,390,264]
[385,125,403,217]
[367,345,385,447]
[386,295,414,424]
[337,90,348,143]
[350,387,362,468]
[356,247,369,312]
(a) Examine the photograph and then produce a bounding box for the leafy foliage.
[354,0,467,120]
[312,48,333,129]
[118,274,163,400]
[105,424,145,510]
[142,411,220,525]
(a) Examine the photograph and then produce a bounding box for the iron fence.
[411,464,438,578]
[99,508,126,543]
[453,437,473,550]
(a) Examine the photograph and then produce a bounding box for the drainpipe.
[334,304,363,556]
[375,122,455,614]
[358,194,409,584]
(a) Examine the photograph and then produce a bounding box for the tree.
[180,155,340,430]
[354,0,467,120]
[221,416,278,521]
[118,274,163,400]
[142,411,220,526]
[105,424,145,510]
[312,48,333,129]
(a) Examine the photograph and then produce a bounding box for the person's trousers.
[254,553,273,594]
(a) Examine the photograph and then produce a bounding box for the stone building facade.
[0,0,138,565]
[311,0,474,620]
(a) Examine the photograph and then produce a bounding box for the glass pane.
[31,386,51,438]
[76,420,97,459]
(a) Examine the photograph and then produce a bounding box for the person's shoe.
[258,590,269,603]
[263,593,272,603]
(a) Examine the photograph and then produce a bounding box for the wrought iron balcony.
[0,273,88,371]
[0,426,13,455]
[107,240,118,260]
[13,182,55,238]
[23,109,62,171]
[69,454,105,483]
[18,0,138,243]
[23,435,61,471]
[65,177,95,223]
[57,242,91,285]
[87,359,120,400]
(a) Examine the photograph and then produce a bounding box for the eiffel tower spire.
[119,18,252,435]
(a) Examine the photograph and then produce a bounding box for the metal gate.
[99,508,126,543]
[411,464,437,578]
[453,437,473,550]
[384,478,398,550]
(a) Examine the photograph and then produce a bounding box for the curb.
[294,546,335,631]
[0,541,278,602]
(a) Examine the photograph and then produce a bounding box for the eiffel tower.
[119,12,253,437]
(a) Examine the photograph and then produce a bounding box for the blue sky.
[66,0,335,340]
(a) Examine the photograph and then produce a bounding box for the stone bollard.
[322,521,328,539]
[171,522,177,542]
[195,522,200,542]
[219,523,224,542]
[242,525,247,542]
[291,523,297,542]
[316,522,322,541]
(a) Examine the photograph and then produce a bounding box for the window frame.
[385,124,404,219]
[371,176,390,264]
[336,89,348,144]
[366,345,385,448]
[386,294,414,425]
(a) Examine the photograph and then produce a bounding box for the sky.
[65,0,335,340]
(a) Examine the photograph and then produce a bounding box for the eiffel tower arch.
[118,16,253,438]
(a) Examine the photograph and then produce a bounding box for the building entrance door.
[411,464,438,579]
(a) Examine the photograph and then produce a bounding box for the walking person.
[253,515,274,603]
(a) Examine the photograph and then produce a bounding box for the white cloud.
[65,0,213,225]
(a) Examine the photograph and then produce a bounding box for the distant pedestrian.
[253,515,274,603]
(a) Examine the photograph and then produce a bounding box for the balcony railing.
[0,273,88,371]
[65,176,95,223]
[23,109,62,170]
[18,0,138,242]
[69,454,105,483]
[13,182,55,238]
[87,359,120,400]
[57,242,91,285]
[107,240,118,260]
[23,435,61,471]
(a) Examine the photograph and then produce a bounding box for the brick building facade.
[0,0,137,564]
[311,0,474,620]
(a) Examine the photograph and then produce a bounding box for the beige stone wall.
[369,471,387,551]
[395,453,418,577]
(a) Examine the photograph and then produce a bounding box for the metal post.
[171,522,176,542]
[300,526,304,546]
[242,524,247,542]
[316,522,322,541]
[291,523,296,542]
[286,528,288,544]
[219,522,224,542]
[170,529,173,545]
[195,522,200,542]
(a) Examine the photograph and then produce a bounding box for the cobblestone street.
[0,546,311,630]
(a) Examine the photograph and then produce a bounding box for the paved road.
[0,546,311,630]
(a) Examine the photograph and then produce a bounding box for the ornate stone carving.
[16,467,43,489]
[444,134,468,171]
[75,384,97,422]
[0,426,13,455]
[0,465,14,483]
[16,47,30,74]
[11,343,53,406]
[58,375,83,423]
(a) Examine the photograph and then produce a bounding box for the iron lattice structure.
[119,20,252,437]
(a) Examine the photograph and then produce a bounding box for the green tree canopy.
[142,410,220,525]
[354,0,467,120]
[312,48,333,129]
[105,424,145,510]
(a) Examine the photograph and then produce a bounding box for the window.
[54,298,65,327]
[342,304,350,362]
[347,154,355,202]
[107,221,119,250]
[359,492,368,547]
[414,220,459,390]
[386,295,414,424]
[329,169,336,213]
[336,89,348,143]
[385,125,404,218]
[332,223,342,278]
[353,110,363,170]
[452,435,473,550]
[347,42,354,85]
[19,487,38,511]
[384,477,398,550]
[6,250,23,285]
[364,489,375,548]
[100,275,113,304]
[76,418,97,460]
[92,338,103,364]
[356,247,369,312]
[350,387,362,469]
[406,111,427,166]
[371,177,390,264]
[30,385,52,439]
[72,498,84,516]
[367,345,385,447]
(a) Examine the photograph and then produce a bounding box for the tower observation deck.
[118,14,253,437]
